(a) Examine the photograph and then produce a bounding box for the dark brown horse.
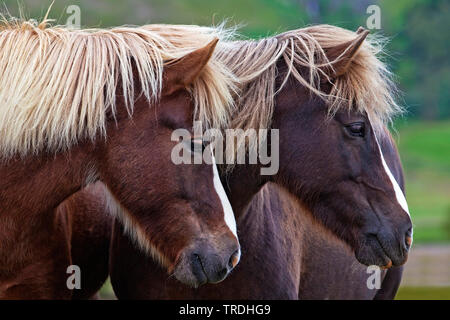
[0,20,239,299]
[108,25,413,299]
[108,128,405,299]
[53,182,112,299]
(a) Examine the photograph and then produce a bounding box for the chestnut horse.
[0,19,240,299]
[108,25,413,299]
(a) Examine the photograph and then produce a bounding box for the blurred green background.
[2,0,448,300]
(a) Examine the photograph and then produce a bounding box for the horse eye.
[345,122,365,137]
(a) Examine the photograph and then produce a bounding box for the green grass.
[393,120,450,243]
[396,286,450,300]
[99,277,116,300]
[1,0,309,37]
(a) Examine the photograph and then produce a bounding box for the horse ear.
[162,38,219,96]
[356,26,366,35]
[323,27,369,78]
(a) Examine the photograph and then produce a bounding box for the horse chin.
[354,233,408,268]
[172,252,209,288]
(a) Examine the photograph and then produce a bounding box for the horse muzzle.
[173,238,240,287]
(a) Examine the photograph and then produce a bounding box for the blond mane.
[0,18,235,158]
[144,24,402,159]
[0,16,400,159]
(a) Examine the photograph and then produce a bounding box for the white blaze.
[374,136,410,217]
[210,148,239,239]
[372,129,413,242]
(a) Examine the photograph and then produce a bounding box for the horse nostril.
[405,235,412,250]
[405,227,413,250]
[192,253,206,273]
[228,249,240,269]
[406,226,412,236]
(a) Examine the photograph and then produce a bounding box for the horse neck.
[0,142,96,221]
[0,142,96,274]
[221,163,268,219]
